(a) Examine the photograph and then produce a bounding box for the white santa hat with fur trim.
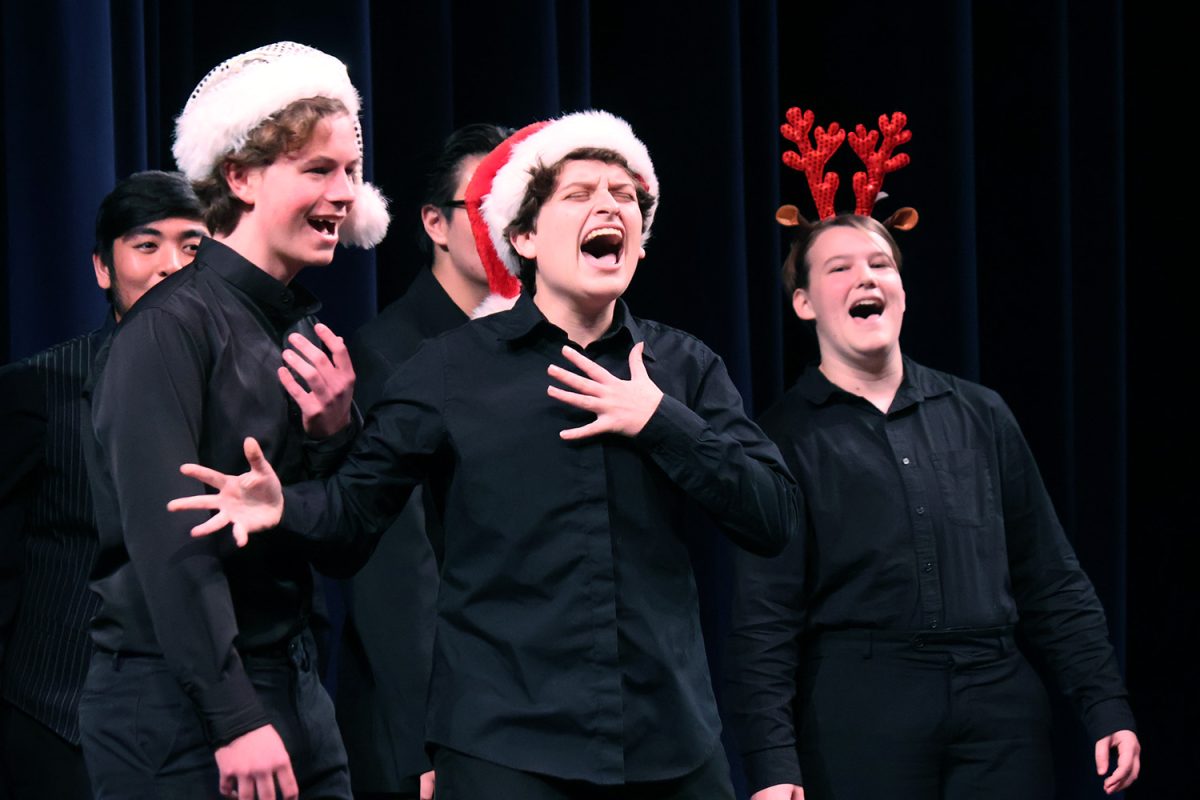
[465,110,658,316]
[173,41,389,248]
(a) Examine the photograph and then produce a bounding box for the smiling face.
[793,223,906,373]
[510,159,646,320]
[92,216,208,318]
[222,113,359,281]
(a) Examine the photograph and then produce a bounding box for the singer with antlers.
[724,107,1139,800]
[168,110,798,799]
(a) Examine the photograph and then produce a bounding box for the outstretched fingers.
[179,463,230,490]
[560,345,614,382]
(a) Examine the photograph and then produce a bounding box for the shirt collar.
[797,354,954,408]
[196,237,322,324]
[492,294,653,359]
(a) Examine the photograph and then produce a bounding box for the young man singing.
[78,43,388,800]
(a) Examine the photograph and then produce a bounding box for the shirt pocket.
[930,448,993,528]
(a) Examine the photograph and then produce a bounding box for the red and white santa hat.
[464,110,659,316]
[173,41,390,248]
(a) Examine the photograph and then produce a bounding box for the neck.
[216,227,301,285]
[533,292,616,349]
[819,350,904,413]
[431,257,489,316]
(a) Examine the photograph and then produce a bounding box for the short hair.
[505,147,657,295]
[93,170,205,268]
[782,213,903,293]
[193,96,348,236]
[417,123,512,260]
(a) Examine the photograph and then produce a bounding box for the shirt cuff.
[1083,697,1138,742]
[636,394,706,456]
[303,403,363,477]
[742,745,804,795]
[190,669,271,746]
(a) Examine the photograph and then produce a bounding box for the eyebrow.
[121,226,207,240]
[822,253,894,267]
[298,154,360,170]
[558,180,637,193]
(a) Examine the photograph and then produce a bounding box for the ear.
[421,204,450,248]
[510,229,536,260]
[222,160,261,205]
[92,252,112,291]
[792,288,816,321]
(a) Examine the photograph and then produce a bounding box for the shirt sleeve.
[995,399,1136,740]
[92,309,268,746]
[636,350,798,557]
[725,514,809,793]
[280,339,448,564]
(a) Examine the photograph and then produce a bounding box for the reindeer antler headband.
[776,106,918,231]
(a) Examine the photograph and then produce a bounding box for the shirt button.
[922,562,933,573]
[915,505,925,515]
[914,638,926,649]
[902,457,911,465]
[280,293,291,305]
[929,621,939,630]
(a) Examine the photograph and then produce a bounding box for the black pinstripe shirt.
[0,316,113,744]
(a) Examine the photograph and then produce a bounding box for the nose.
[593,186,617,215]
[326,169,356,206]
[854,261,877,286]
[161,246,187,275]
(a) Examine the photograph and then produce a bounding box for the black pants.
[79,630,351,799]
[0,701,93,799]
[797,629,1053,800]
[432,746,735,800]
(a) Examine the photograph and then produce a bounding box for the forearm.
[726,541,809,791]
[638,393,798,556]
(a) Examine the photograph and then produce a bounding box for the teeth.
[584,227,622,243]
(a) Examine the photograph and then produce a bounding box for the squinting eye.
[135,242,158,252]
[613,191,636,202]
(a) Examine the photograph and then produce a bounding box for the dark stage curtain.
[1,1,1185,797]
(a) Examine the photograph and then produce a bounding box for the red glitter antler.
[780,107,846,220]
[847,112,912,216]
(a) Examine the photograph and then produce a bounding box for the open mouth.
[309,218,338,237]
[849,299,884,319]
[580,227,624,265]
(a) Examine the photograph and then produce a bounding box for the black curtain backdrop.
[0,2,1188,797]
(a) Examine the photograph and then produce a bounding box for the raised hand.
[278,322,355,439]
[546,342,663,440]
[167,437,283,547]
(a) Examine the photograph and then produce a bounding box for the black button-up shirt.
[84,238,355,746]
[726,358,1135,792]
[282,294,798,784]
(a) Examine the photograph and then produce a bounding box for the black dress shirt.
[0,318,111,744]
[84,238,355,746]
[725,358,1135,791]
[282,294,798,785]
[337,268,467,790]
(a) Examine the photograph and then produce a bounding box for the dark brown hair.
[194,96,350,236]
[782,213,903,293]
